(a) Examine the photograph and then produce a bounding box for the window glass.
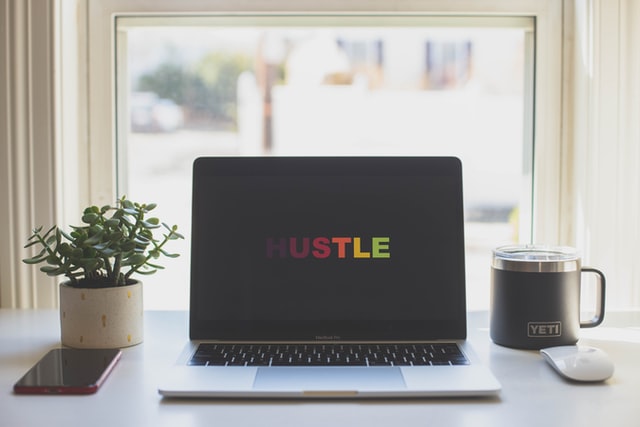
[116,17,533,310]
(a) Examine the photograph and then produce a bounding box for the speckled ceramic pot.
[59,280,143,348]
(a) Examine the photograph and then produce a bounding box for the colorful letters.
[266,237,390,259]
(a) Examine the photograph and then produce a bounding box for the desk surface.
[1,310,640,427]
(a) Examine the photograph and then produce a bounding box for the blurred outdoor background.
[116,24,530,310]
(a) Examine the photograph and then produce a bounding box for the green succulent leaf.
[84,234,103,246]
[71,248,83,258]
[135,236,151,246]
[82,213,99,225]
[120,241,136,252]
[159,248,180,258]
[83,247,97,258]
[168,232,184,240]
[60,229,74,241]
[58,243,72,256]
[88,224,104,234]
[141,220,160,229]
[104,218,120,228]
[45,234,57,246]
[121,253,147,267]
[146,262,164,269]
[120,215,135,226]
[134,268,157,275]
[93,241,109,250]
[40,265,66,276]
[22,250,48,264]
[98,247,117,257]
[108,231,124,242]
[140,229,153,239]
[147,217,160,225]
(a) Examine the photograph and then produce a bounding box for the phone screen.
[13,348,122,394]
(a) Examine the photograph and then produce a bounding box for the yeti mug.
[490,245,606,350]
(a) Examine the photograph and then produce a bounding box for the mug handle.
[580,267,606,328]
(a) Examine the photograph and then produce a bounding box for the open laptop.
[158,156,501,398]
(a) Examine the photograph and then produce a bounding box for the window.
[82,1,563,311]
[115,16,534,310]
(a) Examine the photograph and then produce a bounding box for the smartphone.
[13,348,122,394]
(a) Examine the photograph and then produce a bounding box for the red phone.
[13,348,122,394]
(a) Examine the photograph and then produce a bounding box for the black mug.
[490,245,606,350]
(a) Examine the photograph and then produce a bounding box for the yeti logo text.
[528,321,562,337]
[266,237,390,259]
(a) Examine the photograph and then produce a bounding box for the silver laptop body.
[158,156,501,398]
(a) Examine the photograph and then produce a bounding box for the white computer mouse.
[540,345,614,382]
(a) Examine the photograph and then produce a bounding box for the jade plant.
[23,196,184,288]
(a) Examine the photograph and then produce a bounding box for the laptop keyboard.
[188,343,469,367]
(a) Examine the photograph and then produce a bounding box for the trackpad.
[253,367,406,391]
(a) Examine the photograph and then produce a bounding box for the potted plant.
[23,196,184,348]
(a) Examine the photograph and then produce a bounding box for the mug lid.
[492,245,581,272]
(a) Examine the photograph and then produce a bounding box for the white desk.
[1,310,639,427]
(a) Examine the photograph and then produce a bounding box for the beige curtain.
[567,0,640,309]
[0,0,57,308]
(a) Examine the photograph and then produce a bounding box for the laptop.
[158,156,501,398]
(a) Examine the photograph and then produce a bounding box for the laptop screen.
[190,157,467,341]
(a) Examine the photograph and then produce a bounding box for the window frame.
[83,0,564,246]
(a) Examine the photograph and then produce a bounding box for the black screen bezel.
[189,157,467,341]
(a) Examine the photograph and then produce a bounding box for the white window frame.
[83,0,564,246]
